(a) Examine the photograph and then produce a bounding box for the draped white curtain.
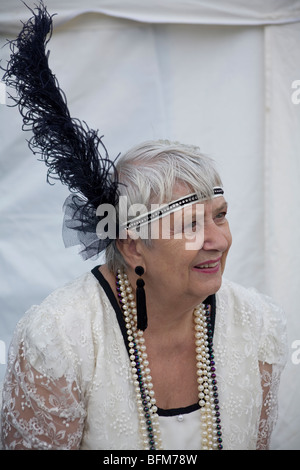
[0,0,299,450]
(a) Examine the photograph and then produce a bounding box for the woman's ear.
[116,234,145,271]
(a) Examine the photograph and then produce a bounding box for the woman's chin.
[191,270,223,299]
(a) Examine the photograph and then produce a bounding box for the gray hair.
[105,140,222,272]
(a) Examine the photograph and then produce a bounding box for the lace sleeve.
[0,293,90,451]
[1,339,86,450]
[254,289,287,450]
[256,361,282,450]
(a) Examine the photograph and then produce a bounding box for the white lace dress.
[0,268,287,450]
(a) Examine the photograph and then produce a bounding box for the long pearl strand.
[116,269,222,450]
[194,305,222,449]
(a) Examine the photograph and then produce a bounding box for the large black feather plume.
[2,2,120,258]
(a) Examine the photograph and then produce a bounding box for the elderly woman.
[0,5,287,451]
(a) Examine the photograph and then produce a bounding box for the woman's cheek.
[221,228,232,273]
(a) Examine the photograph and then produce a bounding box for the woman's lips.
[192,257,222,274]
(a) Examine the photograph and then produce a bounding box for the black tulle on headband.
[2,2,120,259]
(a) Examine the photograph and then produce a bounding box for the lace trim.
[1,343,86,449]
[256,363,281,450]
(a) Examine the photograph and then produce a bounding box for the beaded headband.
[125,186,224,231]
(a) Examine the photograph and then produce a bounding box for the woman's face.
[137,187,232,307]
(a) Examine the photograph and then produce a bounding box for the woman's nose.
[202,221,230,252]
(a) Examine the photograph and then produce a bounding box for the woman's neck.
[100,264,204,336]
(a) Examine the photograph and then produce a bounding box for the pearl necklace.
[116,269,223,450]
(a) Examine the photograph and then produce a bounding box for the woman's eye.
[179,220,196,236]
[215,211,227,223]
[187,220,199,231]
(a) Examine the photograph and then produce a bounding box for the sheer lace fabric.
[257,362,282,450]
[2,351,85,449]
[0,273,287,450]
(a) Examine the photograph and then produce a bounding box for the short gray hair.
[105,140,222,272]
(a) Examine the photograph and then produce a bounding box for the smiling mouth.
[195,257,221,268]
[193,257,222,273]
[196,261,220,269]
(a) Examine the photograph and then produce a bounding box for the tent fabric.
[0,0,300,31]
[0,0,299,450]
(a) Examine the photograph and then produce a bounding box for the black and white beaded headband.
[125,186,224,230]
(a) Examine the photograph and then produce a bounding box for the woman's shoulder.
[25,271,100,321]
[218,277,284,314]
[217,278,288,365]
[41,270,99,306]
[22,270,107,339]
[11,271,105,381]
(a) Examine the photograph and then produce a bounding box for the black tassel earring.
[135,266,148,331]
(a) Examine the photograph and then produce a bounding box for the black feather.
[2,2,120,257]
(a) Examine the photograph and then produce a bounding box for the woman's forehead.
[169,196,227,226]
[174,195,227,214]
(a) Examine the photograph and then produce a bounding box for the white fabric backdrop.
[0,0,299,450]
